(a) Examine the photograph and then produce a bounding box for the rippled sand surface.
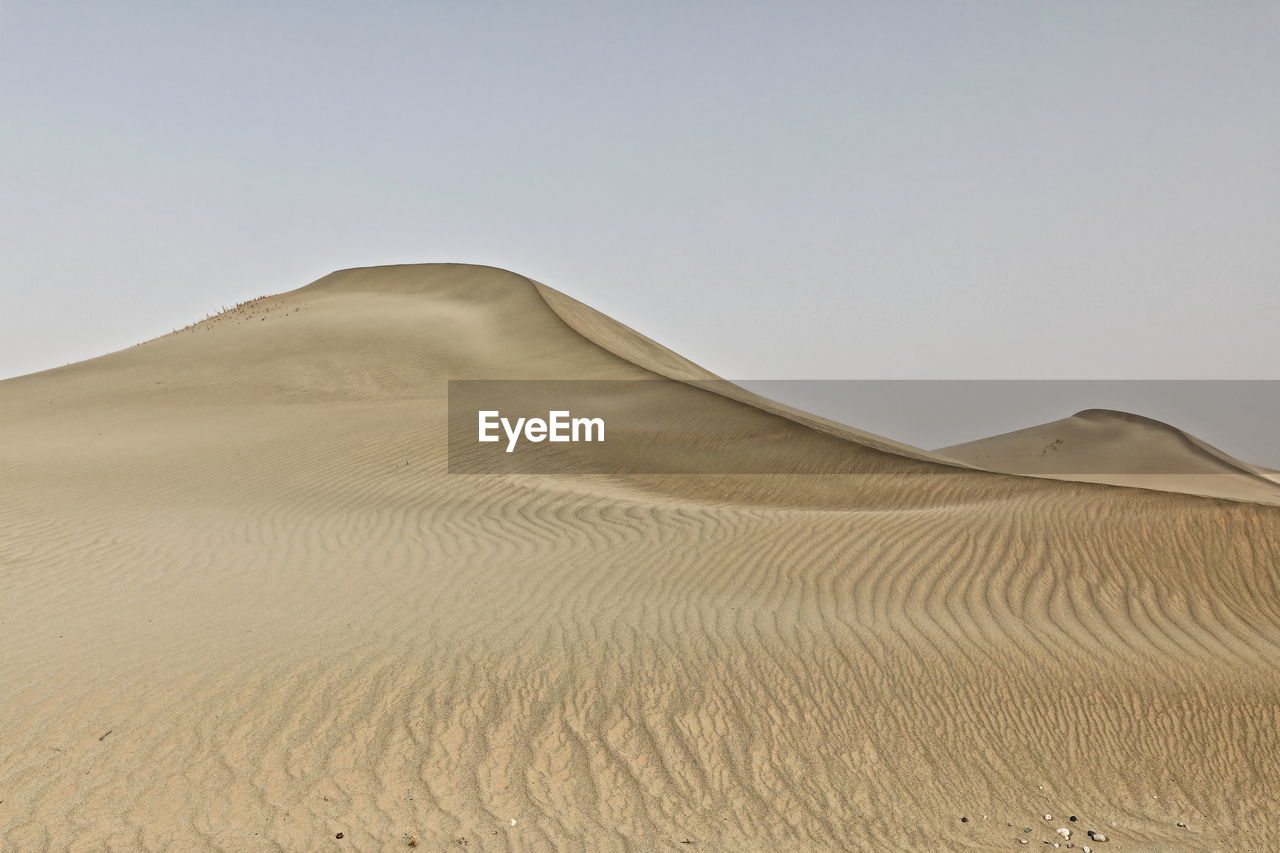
[2,264,1277,851]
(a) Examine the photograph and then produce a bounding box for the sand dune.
[2,264,1278,851]
[936,408,1280,506]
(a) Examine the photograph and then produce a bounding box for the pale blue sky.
[3,2,1278,395]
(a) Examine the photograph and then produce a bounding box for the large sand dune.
[2,264,1278,851]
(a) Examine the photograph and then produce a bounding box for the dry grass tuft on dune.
[2,264,1278,851]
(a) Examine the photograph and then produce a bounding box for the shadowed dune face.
[1,263,1278,851]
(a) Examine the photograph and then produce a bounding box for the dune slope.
[936,408,1280,505]
[2,264,1278,851]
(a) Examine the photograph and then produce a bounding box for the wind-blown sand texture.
[2,264,1277,851]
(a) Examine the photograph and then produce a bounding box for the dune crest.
[2,263,1278,851]
[531,280,951,465]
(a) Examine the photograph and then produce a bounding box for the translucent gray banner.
[447,379,1280,475]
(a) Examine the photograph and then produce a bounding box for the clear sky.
[3,3,1278,445]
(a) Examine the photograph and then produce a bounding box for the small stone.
[1020,840,1029,845]
[1069,816,1078,822]
[1044,814,1053,820]
[1176,822,1188,829]
[1092,832,1108,842]
[1083,847,1092,853]
[1057,828,1071,839]
[961,816,969,823]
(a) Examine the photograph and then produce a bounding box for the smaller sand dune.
[935,408,1280,505]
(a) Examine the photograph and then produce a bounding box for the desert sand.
[937,408,1280,506]
[2,264,1277,851]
